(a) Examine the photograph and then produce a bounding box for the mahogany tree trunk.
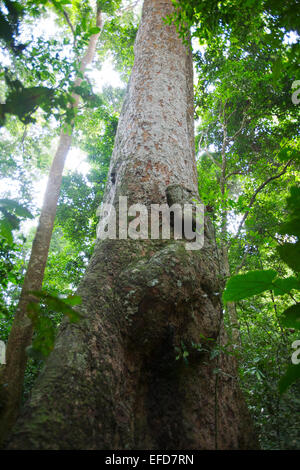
[6,0,258,450]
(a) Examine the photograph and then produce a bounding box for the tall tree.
[0,2,103,445]
[6,0,258,449]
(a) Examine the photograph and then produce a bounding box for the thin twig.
[231,159,293,244]
[202,148,222,168]
[62,9,76,40]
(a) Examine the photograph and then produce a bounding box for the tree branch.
[227,113,248,142]
[62,8,76,40]
[231,159,293,244]
[225,170,244,180]
[202,148,222,168]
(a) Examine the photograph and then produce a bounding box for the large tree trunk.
[5,0,258,450]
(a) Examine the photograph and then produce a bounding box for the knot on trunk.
[117,241,221,356]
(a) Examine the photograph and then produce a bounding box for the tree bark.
[0,9,102,445]
[5,0,258,450]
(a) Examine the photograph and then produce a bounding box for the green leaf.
[26,291,84,358]
[280,304,300,330]
[0,199,33,219]
[277,148,300,163]
[0,218,13,244]
[28,290,83,322]
[280,218,300,237]
[223,269,277,302]
[279,363,300,394]
[272,57,281,86]
[286,186,300,214]
[279,186,300,237]
[89,27,101,35]
[0,198,33,242]
[277,242,300,273]
[64,294,82,307]
[2,86,54,124]
[273,277,300,296]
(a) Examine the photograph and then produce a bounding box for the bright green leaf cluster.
[26,290,83,358]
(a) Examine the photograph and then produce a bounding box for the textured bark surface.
[5,0,258,450]
[104,0,198,209]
